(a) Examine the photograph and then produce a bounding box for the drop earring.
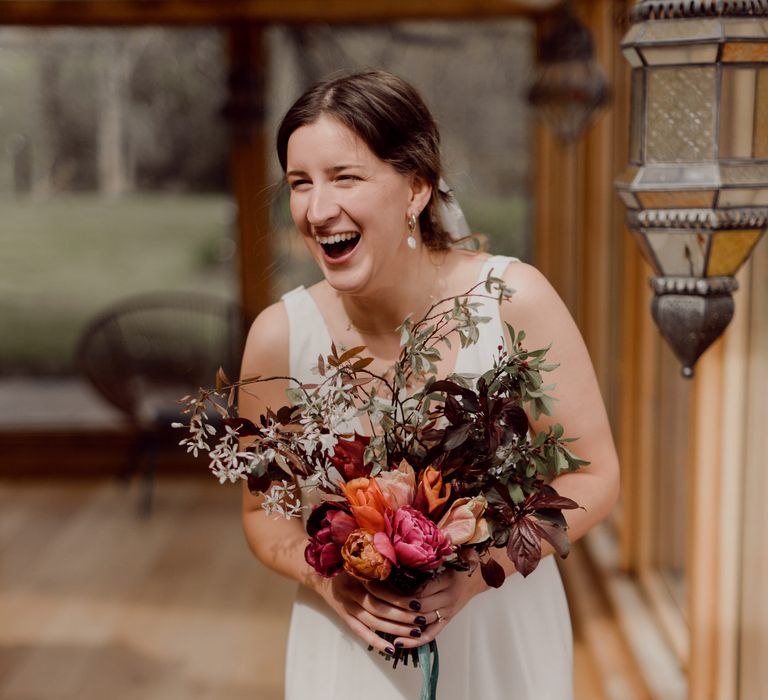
[407,213,417,250]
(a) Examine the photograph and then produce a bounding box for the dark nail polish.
[409,628,422,638]
[385,646,395,655]
[395,641,404,648]
[409,600,421,611]
[414,615,427,625]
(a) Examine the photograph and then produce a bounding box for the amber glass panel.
[722,42,768,62]
[707,230,763,276]
[646,230,708,276]
[637,190,715,208]
[755,68,768,158]
[718,188,768,206]
[720,68,756,158]
[646,67,716,163]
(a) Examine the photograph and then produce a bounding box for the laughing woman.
[239,70,619,699]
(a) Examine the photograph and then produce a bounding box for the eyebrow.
[286,164,364,178]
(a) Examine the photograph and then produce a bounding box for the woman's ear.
[408,175,432,216]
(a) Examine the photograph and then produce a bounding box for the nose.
[306,184,341,228]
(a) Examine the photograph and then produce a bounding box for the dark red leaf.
[246,471,271,494]
[443,421,472,450]
[480,557,506,588]
[507,516,542,577]
[525,484,579,512]
[276,405,297,425]
[532,519,571,559]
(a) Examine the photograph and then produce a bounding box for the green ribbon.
[418,640,439,700]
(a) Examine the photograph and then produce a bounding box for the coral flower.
[413,466,451,517]
[341,477,390,533]
[341,529,393,582]
[436,496,491,546]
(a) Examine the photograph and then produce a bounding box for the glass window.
[0,27,235,426]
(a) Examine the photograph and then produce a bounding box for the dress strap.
[281,286,333,384]
[454,255,519,376]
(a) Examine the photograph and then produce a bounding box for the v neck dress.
[280,256,573,699]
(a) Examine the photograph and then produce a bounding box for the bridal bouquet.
[175,274,587,695]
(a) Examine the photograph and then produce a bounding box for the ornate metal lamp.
[528,7,611,142]
[616,0,768,377]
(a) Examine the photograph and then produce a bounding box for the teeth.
[316,232,359,245]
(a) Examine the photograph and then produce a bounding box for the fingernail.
[385,646,395,655]
[395,641,404,648]
[409,628,422,638]
[414,615,427,625]
[409,600,421,611]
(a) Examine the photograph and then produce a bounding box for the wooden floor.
[0,478,646,699]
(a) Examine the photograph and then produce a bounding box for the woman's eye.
[289,179,310,191]
[336,174,360,183]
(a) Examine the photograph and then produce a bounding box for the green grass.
[0,193,236,374]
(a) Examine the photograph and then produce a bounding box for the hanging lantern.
[528,7,611,142]
[616,1,768,377]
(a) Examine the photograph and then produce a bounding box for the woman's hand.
[362,569,489,650]
[315,572,436,655]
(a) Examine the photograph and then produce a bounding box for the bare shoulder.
[499,261,569,335]
[240,300,290,379]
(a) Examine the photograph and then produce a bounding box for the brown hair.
[276,70,452,251]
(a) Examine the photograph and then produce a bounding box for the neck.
[341,248,448,336]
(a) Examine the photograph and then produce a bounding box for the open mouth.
[316,232,361,260]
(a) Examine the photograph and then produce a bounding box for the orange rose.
[414,466,451,516]
[341,477,389,532]
[341,529,392,582]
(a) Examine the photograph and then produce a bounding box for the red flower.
[330,433,372,481]
[375,506,453,572]
[304,503,357,577]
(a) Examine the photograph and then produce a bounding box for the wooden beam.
[226,24,272,325]
[0,0,559,27]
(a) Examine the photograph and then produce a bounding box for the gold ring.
[435,609,443,622]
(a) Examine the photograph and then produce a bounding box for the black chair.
[76,292,243,513]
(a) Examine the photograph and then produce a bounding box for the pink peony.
[376,505,453,572]
[305,503,357,577]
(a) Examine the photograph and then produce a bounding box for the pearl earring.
[407,213,417,250]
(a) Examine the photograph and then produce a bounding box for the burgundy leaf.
[531,519,571,559]
[480,557,506,588]
[524,484,579,512]
[507,516,542,577]
[246,470,271,494]
[275,405,297,425]
[444,395,464,425]
[443,422,472,450]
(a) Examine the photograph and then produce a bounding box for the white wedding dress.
[280,256,573,699]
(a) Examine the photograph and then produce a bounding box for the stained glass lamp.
[615,0,768,377]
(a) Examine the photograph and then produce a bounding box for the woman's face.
[285,114,428,294]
